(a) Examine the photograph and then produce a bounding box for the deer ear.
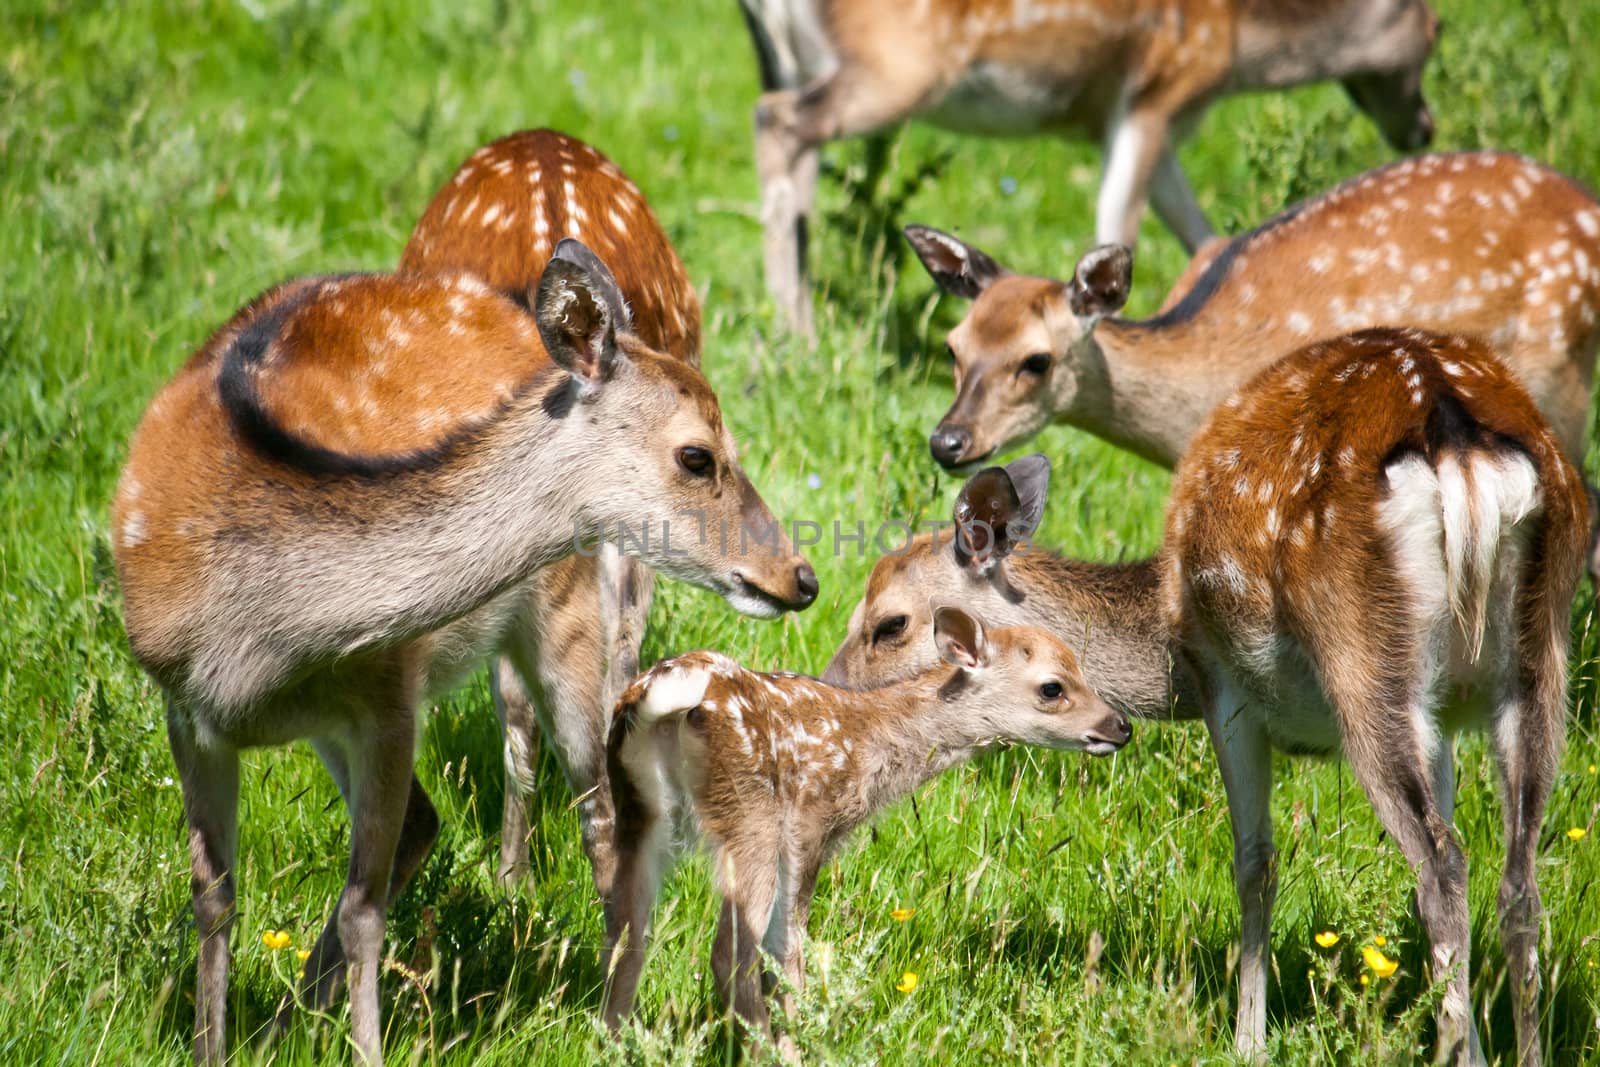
[534,240,632,386]
[904,224,1008,300]
[933,605,991,669]
[1069,244,1133,317]
[1002,454,1051,542]
[951,455,1050,575]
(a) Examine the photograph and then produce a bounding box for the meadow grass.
[2,0,1599,1062]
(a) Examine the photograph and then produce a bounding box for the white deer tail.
[1435,450,1542,659]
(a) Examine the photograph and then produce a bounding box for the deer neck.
[1001,554,1201,721]
[850,670,1021,812]
[277,377,613,657]
[1064,321,1222,469]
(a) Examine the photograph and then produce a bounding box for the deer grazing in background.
[601,607,1130,1053]
[830,328,1587,1064]
[907,151,1600,473]
[113,244,816,1066]
[741,0,1439,332]
[399,129,739,895]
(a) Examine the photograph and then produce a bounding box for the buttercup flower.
[1373,935,1387,947]
[1568,827,1587,841]
[1362,945,1398,978]
[1314,931,1340,948]
[890,908,916,922]
[895,971,918,993]
[1359,973,1370,987]
[297,949,311,961]
[262,929,292,951]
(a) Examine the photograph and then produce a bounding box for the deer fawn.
[742,0,1438,331]
[907,151,1600,473]
[832,328,1586,1064]
[399,129,739,896]
[113,244,816,1065]
[600,607,1129,1052]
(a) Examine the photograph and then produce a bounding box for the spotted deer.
[743,0,1438,332]
[831,328,1587,1064]
[113,244,816,1066]
[600,607,1130,1052]
[399,129,739,896]
[908,151,1600,474]
[1171,327,1585,1063]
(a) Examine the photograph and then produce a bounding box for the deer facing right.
[601,606,1129,1053]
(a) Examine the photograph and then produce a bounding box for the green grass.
[3,0,1599,1062]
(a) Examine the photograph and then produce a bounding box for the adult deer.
[113,246,816,1065]
[829,328,1587,1064]
[602,608,1128,1055]
[400,129,733,895]
[906,151,1600,473]
[742,0,1439,332]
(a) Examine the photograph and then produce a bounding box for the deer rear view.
[1163,327,1586,1063]
[743,0,1438,331]
[113,243,814,1065]
[601,607,1129,1053]
[398,129,774,899]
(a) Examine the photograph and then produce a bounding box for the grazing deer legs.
[1203,684,1275,1062]
[756,69,930,332]
[168,699,240,1067]
[601,807,670,1031]
[1146,144,1214,253]
[712,846,781,1036]
[490,658,541,886]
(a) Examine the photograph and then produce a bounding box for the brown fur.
[114,254,813,1066]
[402,129,700,363]
[918,152,1600,469]
[1163,327,1585,1063]
[746,0,1438,330]
[601,617,1128,1048]
[399,130,725,891]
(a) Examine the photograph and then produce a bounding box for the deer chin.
[720,572,794,620]
[1082,738,1125,757]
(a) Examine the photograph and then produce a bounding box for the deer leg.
[282,767,438,1035]
[1096,108,1173,250]
[598,543,655,714]
[328,683,417,1066]
[490,655,539,885]
[711,846,781,1041]
[1340,701,1481,1066]
[1147,145,1213,253]
[601,801,669,1030]
[755,66,931,334]
[1490,626,1566,1067]
[1203,684,1275,1062]
[501,568,616,902]
[167,697,240,1067]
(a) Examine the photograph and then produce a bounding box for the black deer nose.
[794,563,819,606]
[929,426,972,468]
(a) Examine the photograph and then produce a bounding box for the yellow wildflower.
[895,971,918,994]
[1568,827,1587,841]
[890,908,916,922]
[1363,946,1398,978]
[1589,764,1597,775]
[1373,935,1387,947]
[261,929,292,951]
[1314,931,1340,948]
[296,949,311,961]
[1359,974,1370,987]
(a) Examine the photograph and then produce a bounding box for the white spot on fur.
[122,511,148,548]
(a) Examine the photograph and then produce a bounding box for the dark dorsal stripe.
[218,275,554,479]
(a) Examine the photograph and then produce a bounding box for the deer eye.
[676,446,714,477]
[1020,353,1051,375]
[871,615,909,644]
[1039,681,1064,700]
